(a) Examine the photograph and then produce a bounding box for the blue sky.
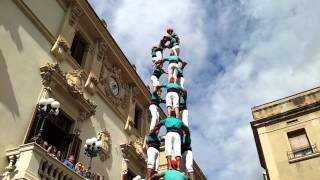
[90,0,320,179]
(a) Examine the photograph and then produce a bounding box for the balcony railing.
[287,144,319,160]
[1,143,85,180]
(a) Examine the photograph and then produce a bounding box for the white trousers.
[181,109,189,127]
[166,92,179,109]
[156,51,162,61]
[149,104,159,131]
[151,75,160,87]
[182,150,193,172]
[147,147,159,171]
[152,51,162,64]
[171,45,180,56]
[179,77,185,88]
[165,132,181,157]
[168,63,179,79]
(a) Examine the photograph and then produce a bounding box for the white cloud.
[90,0,320,179]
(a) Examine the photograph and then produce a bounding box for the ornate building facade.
[0,0,206,179]
[251,87,320,180]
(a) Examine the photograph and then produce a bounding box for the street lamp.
[31,97,60,144]
[84,137,102,179]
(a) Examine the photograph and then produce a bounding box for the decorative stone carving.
[97,41,107,62]
[69,2,83,27]
[51,36,70,62]
[121,158,129,176]
[97,128,112,161]
[40,63,63,87]
[0,155,19,180]
[124,117,134,133]
[120,143,130,177]
[130,137,145,160]
[99,62,130,109]
[84,74,98,95]
[65,69,84,93]
[40,63,97,118]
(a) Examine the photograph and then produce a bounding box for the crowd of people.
[145,28,193,180]
[40,141,101,179]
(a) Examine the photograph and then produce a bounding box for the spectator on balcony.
[55,150,62,161]
[63,155,75,171]
[41,141,49,150]
[75,162,84,176]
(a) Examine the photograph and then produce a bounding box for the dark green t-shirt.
[160,170,188,180]
[161,83,182,92]
[160,117,183,129]
[147,132,160,144]
[183,133,191,145]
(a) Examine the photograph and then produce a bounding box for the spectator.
[63,155,75,170]
[55,150,62,161]
[75,162,84,176]
[41,141,49,150]
[47,145,53,153]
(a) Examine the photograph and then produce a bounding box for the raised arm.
[152,122,163,133]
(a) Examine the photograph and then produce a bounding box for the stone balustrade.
[1,143,85,180]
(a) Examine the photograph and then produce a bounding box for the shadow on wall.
[0,50,20,120]
[0,1,23,51]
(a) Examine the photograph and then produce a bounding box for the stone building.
[251,87,320,180]
[0,0,206,179]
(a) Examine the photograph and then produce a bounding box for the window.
[70,32,87,66]
[287,129,313,159]
[134,105,143,130]
[26,110,82,162]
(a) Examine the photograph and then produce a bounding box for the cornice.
[77,0,151,104]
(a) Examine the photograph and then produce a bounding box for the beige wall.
[23,0,65,37]
[258,110,320,180]
[0,1,141,179]
[78,95,129,180]
[0,0,59,171]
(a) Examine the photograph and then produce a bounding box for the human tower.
[146,28,193,180]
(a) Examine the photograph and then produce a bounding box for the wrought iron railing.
[287,144,318,160]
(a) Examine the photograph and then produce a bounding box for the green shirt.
[153,65,165,73]
[163,55,180,63]
[183,133,191,145]
[170,32,179,40]
[160,170,188,180]
[170,37,178,47]
[158,39,167,49]
[161,83,182,92]
[160,117,183,129]
[147,132,160,144]
[151,91,165,105]
[151,48,157,57]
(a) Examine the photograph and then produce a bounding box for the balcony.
[1,143,85,180]
[287,144,320,163]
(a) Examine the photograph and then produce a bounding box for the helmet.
[170,160,178,169]
[167,27,174,34]
[152,45,158,50]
